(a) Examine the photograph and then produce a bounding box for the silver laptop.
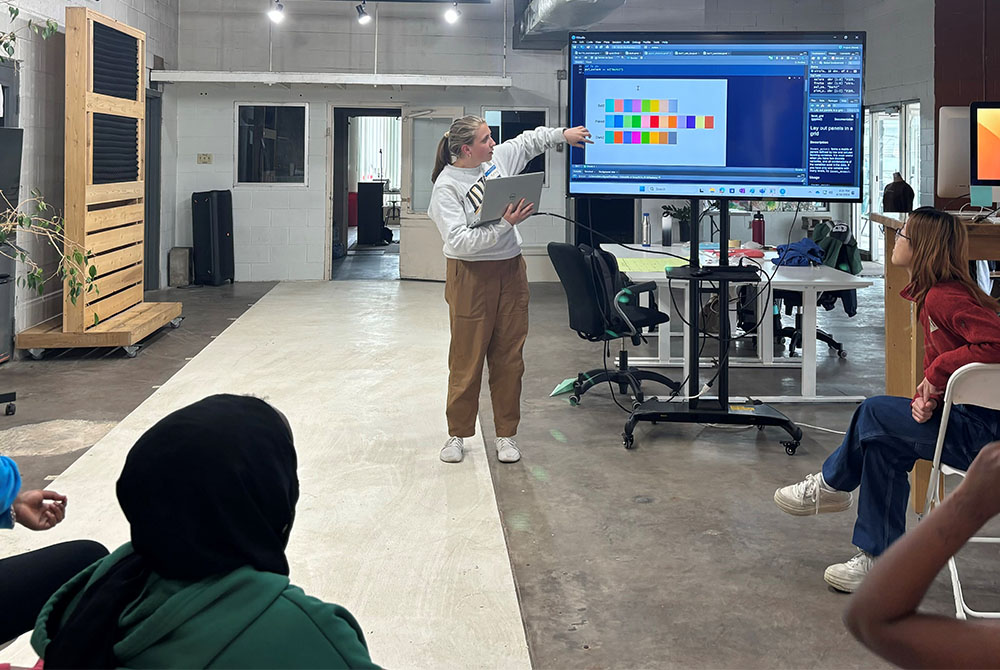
[474,172,544,227]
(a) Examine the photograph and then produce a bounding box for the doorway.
[331,106,401,280]
[853,101,920,262]
[0,61,18,365]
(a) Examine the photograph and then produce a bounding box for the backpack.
[579,244,641,342]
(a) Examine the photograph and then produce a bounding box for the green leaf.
[8,6,18,20]
[93,313,99,326]
[88,264,97,279]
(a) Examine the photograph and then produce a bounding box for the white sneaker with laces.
[774,472,853,516]
[440,436,464,463]
[824,550,875,593]
[495,437,521,463]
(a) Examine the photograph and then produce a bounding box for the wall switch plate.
[197,153,213,165]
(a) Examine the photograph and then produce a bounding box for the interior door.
[399,106,463,281]
[0,62,17,364]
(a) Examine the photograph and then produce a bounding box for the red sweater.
[901,281,1000,393]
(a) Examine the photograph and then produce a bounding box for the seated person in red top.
[773,207,1000,593]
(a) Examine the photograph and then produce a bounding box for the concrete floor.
[4,270,1000,668]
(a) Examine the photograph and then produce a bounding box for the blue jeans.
[822,395,1000,556]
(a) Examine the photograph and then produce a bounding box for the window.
[237,104,307,184]
[483,109,548,181]
[730,200,829,213]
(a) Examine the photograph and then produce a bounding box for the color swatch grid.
[605,131,678,145]
[607,115,715,129]
[608,99,678,113]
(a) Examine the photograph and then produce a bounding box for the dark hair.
[431,115,487,183]
[906,207,1000,314]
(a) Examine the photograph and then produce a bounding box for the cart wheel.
[838,350,848,359]
[4,403,14,416]
[123,345,141,359]
[169,317,184,329]
[569,395,580,406]
[622,432,635,450]
[28,348,45,361]
[783,440,800,455]
[757,425,765,431]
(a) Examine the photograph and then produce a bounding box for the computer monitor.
[937,106,970,199]
[567,31,866,201]
[971,102,1000,186]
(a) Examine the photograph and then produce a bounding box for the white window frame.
[233,101,310,188]
[480,106,551,187]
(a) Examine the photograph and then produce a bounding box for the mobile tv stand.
[621,198,803,454]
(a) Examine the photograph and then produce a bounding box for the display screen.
[567,31,866,201]
[971,102,1000,185]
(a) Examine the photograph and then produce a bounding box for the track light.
[356,1,372,25]
[444,2,461,23]
[267,1,284,23]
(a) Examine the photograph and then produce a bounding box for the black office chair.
[547,242,680,406]
[772,292,848,358]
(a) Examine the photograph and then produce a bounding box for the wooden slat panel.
[89,284,143,327]
[86,221,143,255]
[87,9,146,42]
[86,203,143,233]
[91,243,142,276]
[86,92,143,118]
[87,264,142,305]
[87,181,143,205]
[63,7,90,334]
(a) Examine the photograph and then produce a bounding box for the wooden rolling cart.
[871,212,1000,513]
[16,8,180,359]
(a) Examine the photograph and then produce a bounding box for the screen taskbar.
[569,181,860,199]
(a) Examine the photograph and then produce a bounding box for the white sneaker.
[440,436,464,463]
[824,550,875,593]
[495,437,521,463]
[774,472,853,516]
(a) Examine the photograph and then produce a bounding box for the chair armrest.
[622,281,657,296]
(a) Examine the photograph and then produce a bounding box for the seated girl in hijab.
[29,394,380,670]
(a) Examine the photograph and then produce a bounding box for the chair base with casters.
[922,362,1000,619]
[774,310,847,359]
[570,348,681,408]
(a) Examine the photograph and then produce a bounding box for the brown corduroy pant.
[444,255,529,439]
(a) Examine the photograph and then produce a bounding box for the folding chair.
[922,362,1000,619]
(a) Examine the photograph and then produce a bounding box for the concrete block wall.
[9,0,179,332]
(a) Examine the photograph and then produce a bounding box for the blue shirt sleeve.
[0,456,22,530]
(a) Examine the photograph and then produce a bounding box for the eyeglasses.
[877,224,910,240]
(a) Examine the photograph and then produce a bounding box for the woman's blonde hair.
[431,115,487,183]
[905,207,1000,314]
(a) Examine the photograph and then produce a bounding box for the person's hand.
[12,489,67,531]
[911,396,938,423]
[916,376,942,404]
[563,126,594,148]
[503,199,535,226]
[956,441,1000,520]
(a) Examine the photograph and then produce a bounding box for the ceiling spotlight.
[356,1,372,25]
[267,1,285,23]
[444,2,461,23]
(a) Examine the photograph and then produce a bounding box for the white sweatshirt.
[428,126,565,261]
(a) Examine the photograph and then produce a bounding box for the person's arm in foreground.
[844,440,1000,668]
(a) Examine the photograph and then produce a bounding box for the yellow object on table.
[616,257,688,273]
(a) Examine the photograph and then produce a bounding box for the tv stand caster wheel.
[632,400,641,410]
[569,395,580,406]
[622,432,635,450]
[838,350,848,359]
[783,440,800,455]
[757,425,765,431]
[4,403,14,416]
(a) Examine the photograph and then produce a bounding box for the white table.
[602,243,873,402]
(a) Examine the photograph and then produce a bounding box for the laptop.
[473,172,544,227]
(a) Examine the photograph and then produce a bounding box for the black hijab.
[45,394,299,669]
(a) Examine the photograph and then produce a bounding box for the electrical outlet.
[197,153,213,165]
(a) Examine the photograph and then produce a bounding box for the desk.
[871,212,1000,513]
[603,243,873,402]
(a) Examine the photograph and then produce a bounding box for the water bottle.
[641,212,651,247]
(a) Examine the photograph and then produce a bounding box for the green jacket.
[812,220,863,275]
[32,544,381,669]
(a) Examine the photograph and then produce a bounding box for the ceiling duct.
[514,0,625,50]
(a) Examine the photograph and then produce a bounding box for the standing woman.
[428,116,592,464]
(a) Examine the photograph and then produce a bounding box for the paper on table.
[616,257,688,272]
